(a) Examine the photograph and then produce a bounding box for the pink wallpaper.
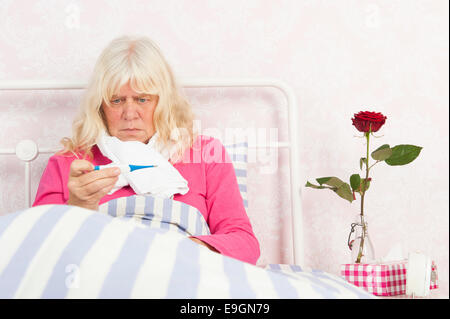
[0,0,448,298]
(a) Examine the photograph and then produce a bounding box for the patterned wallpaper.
[0,0,448,297]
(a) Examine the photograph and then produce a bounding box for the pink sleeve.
[33,155,69,206]
[192,139,260,265]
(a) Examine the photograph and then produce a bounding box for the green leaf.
[385,145,423,166]
[372,144,390,152]
[350,174,361,191]
[334,183,354,203]
[306,180,353,203]
[316,177,331,185]
[371,144,393,161]
[359,178,371,192]
[360,158,366,170]
[316,177,345,188]
[305,181,327,189]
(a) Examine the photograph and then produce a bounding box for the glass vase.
[349,214,376,264]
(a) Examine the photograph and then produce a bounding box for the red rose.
[352,111,387,132]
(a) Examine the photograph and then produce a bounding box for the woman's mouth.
[122,128,141,132]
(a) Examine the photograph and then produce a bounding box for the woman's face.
[101,82,159,143]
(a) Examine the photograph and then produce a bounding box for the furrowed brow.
[111,94,152,99]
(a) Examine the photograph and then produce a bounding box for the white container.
[406,251,432,298]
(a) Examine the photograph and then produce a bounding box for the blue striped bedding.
[224,142,248,208]
[0,200,374,299]
[98,195,211,236]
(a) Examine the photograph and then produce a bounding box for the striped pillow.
[224,142,248,208]
[98,195,211,236]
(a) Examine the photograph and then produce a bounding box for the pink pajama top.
[33,135,260,265]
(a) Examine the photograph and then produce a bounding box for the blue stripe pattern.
[100,195,210,236]
[0,204,375,299]
[125,196,136,217]
[161,199,172,230]
[230,154,247,162]
[0,209,24,239]
[226,142,248,148]
[0,205,70,298]
[165,238,200,298]
[234,169,247,177]
[195,210,203,235]
[143,196,155,226]
[268,264,281,271]
[40,212,113,298]
[266,264,373,298]
[266,269,298,298]
[107,199,117,217]
[311,269,372,299]
[238,184,247,192]
[298,272,340,298]
[224,142,248,209]
[223,256,256,298]
[290,264,302,272]
[98,226,157,298]
[179,203,190,233]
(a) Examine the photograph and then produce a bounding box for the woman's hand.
[189,237,219,253]
[67,159,121,211]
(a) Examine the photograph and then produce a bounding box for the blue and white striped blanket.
[0,199,374,298]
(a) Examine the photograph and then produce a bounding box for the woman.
[33,35,260,265]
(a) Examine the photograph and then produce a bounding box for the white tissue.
[380,242,405,263]
[96,131,189,197]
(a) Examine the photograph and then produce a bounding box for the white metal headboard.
[0,78,304,265]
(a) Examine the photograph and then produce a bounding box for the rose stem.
[356,127,371,263]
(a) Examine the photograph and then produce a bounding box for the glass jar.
[348,214,376,264]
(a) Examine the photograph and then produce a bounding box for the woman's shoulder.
[45,153,77,172]
[47,147,94,166]
[48,151,76,162]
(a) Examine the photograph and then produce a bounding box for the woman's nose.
[122,98,139,120]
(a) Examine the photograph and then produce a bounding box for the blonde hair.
[60,35,195,163]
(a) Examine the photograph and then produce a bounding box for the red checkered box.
[341,260,438,296]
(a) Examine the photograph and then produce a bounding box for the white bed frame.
[0,78,304,266]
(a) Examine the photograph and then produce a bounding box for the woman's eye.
[139,98,148,103]
[111,98,121,104]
